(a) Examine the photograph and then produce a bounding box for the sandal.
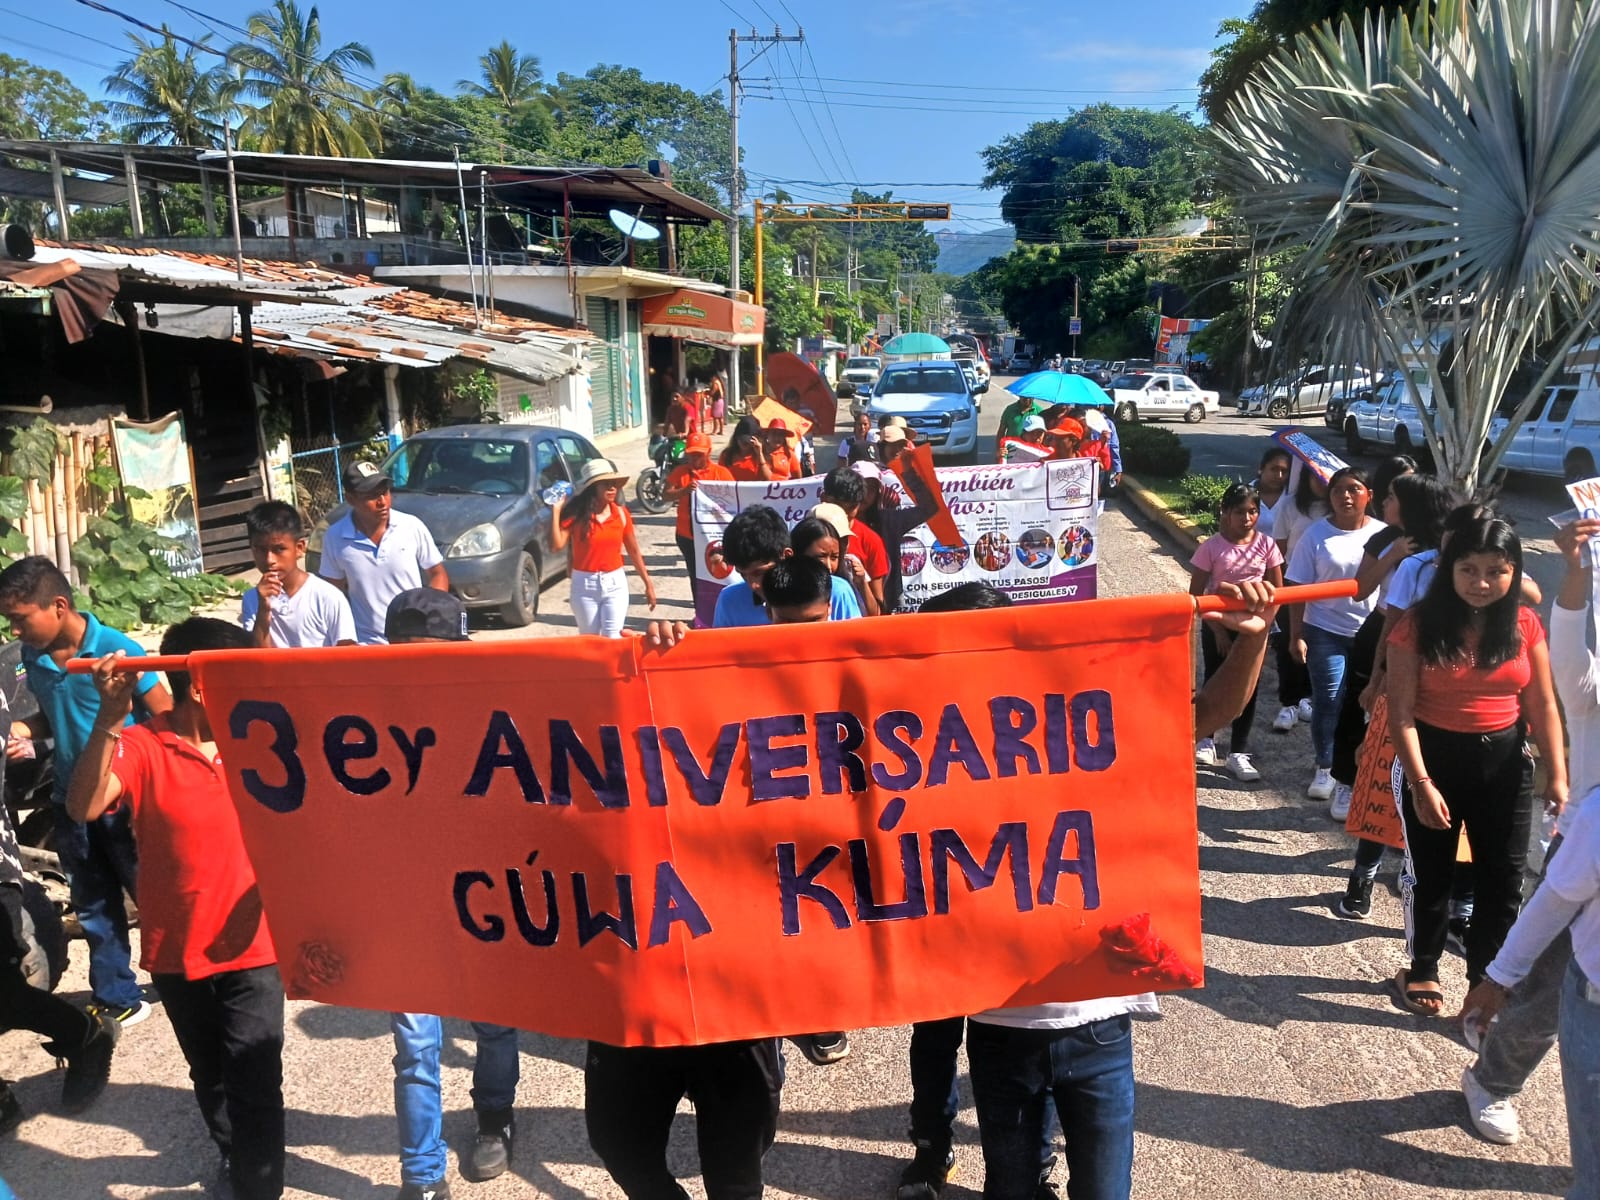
[1394,968,1445,1016]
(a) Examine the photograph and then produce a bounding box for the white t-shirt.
[240,573,356,648]
[319,509,444,644]
[1551,604,1600,807]
[1383,549,1439,614]
[1286,516,1383,637]
[970,992,1159,1030]
[1488,790,1600,988]
[1268,500,1329,561]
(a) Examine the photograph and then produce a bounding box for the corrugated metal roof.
[25,244,591,382]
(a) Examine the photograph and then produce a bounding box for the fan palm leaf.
[103,28,237,147]
[1215,0,1600,491]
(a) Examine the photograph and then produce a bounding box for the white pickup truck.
[1343,372,1433,458]
[1107,372,1220,423]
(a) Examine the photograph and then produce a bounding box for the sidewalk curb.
[1119,474,1204,556]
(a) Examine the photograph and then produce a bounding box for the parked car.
[1079,359,1114,387]
[864,360,982,461]
[1240,365,1372,418]
[306,424,604,626]
[841,356,883,393]
[1009,354,1036,373]
[1488,380,1600,481]
[1343,372,1433,457]
[1107,372,1221,423]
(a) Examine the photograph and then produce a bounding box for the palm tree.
[231,1,377,235]
[1213,0,1600,492]
[458,41,545,125]
[103,28,236,147]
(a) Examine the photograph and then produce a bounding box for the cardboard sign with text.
[196,594,1199,1046]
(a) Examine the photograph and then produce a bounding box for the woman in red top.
[550,459,656,637]
[721,415,776,481]
[1387,515,1567,1016]
[663,432,734,580]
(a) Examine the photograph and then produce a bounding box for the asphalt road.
[0,381,1575,1198]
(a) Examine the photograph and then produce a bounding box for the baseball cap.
[850,460,882,481]
[1021,415,1047,433]
[686,432,712,454]
[809,502,852,539]
[1083,409,1110,434]
[1050,418,1085,440]
[880,425,908,445]
[343,459,391,496]
[384,588,470,643]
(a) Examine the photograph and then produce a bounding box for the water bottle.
[541,480,573,506]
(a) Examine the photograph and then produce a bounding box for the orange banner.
[889,443,964,549]
[195,595,1203,1046]
[1346,696,1404,849]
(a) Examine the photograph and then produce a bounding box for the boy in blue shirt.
[0,556,170,1025]
[712,506,862,628]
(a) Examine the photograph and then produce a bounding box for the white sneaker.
[1195,738,1219,766]
[1226,753,1261,782]
[1297,698,1315,723]
[1307,767,1336,801]
[1272,706,1298,732]
[1461,1067,1521,1144]
[1329,784,1353,822]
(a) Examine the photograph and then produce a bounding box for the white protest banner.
[1563,474,1600,617]
[690,460,1099,624]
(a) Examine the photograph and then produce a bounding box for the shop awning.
[640,289,765,347]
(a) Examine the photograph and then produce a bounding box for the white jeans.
[570,567,629,637]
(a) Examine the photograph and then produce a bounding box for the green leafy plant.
[70,462,241,630]
[447,365,500,417]
[1178,474,1234,517]
[0,418,61,570]
[1118,424,1191,478]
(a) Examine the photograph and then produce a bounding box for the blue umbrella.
[1005,371,1114,407]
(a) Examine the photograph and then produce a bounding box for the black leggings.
[676,534,697,583]
[1332,610,1385,785]
[0,885,93,1047]
[1201,624,1259,752]
[1400,721,1534,986]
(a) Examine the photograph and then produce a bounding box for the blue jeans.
[51,804,142,1009]
[1560,960,1600,1200]
[909,1017,1059,1165]
[391,1014,519,1186]
[967,1016,1135,1200]
[1302,624,1355,769]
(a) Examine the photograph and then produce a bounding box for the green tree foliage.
[103,29,238,147]
[231,1,377,157]
[458,42,548,127]
[0,54,104,141]
[1199,0,1425,122]
[976,107,1203,356]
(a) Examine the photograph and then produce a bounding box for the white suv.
[1488,381,1600,481]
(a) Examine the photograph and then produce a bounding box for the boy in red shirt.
[663,432,734,580]
[70,618,284,1200]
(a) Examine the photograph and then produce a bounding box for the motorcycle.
[634,431,685,515]
[1,641,70,993]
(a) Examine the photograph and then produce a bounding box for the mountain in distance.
[935,225,1015,275]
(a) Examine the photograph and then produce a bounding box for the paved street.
[0,384,1575,1198]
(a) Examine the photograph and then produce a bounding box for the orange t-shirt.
[727,453,765,482]
[563,502,631,573]
[668,463,734,538]
[767,445,795,479]
[1388,606,1545,733]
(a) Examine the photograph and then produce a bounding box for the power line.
[806,74,1200,95]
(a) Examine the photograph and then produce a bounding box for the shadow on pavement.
[1178,964,1418,1032]
[1136,1081,1572,1194]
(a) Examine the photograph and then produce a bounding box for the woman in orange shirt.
[550,459,657,636]
[721,415,776,481]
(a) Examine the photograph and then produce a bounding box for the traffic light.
[905,204,951,221]
[1107,238,1140,254]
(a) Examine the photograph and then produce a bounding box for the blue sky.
[18,0,1234,230]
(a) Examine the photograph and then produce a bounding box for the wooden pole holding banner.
[51,454,73,582]
[69,581,1361,676]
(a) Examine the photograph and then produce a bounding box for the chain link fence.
[289,436,394,528]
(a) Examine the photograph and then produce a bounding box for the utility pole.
[223,122,244,282]
[728,25,803,407]
[1072,274,1080,359]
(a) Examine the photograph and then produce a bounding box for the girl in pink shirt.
[1190,482,1285,780]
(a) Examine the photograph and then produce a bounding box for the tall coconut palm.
[103,28,236,147]
[230,1,377,237]
[458,41,546,125]
[1213,0,1600,492]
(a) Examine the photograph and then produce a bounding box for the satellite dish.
[608,208,661,242]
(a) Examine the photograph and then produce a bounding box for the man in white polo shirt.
[318,461,448,644]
